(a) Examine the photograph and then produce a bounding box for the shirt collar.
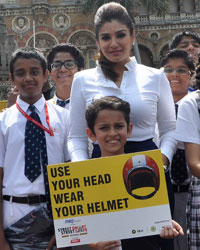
[124,56,137,70]
[17,95,45,113]
[95,57,136,87]
[175,100,181,105]
[96,56,136,71]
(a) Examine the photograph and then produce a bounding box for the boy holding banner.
[85,96,184,250]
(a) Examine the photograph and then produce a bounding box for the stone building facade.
[0,0,199,100]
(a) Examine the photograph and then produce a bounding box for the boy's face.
[10,58,48,104]
[50,52,79,89]
[164,58,190,99]
[87,109,133,157]
[176,36,200,64]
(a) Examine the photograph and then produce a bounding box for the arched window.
[68,30,97,69]
[138,44,154,67]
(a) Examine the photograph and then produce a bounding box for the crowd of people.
[0,1,200,250]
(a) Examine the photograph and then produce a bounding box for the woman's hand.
[89,240,121,250]
[160,220,184,239]
[162,154,169,167]
[0,238,11,250]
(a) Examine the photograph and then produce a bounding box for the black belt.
[3,195,46,205]
[172,184,189,193]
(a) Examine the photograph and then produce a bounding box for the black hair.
[85,96,130,134]
[47,43,85,72]
[169,31,200,50]
[94,2,134,82]
[94,2,133,40]
[10,47,47,79]
[160,49,195,74]
[195,55,200,90]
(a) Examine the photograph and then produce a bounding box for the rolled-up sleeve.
[68,73,89,162]
[157,71,176,163]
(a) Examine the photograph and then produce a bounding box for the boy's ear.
[127,123,133,138]
[9,73,15,86]
[9,73,14,82]
[44,69,49,79]
[86,128,96,142]
[43,69,49,85]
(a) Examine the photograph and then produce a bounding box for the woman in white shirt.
[68,2,176,250]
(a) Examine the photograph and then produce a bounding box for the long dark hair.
[94,2,134,82]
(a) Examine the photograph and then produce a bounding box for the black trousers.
[92,139,174,250]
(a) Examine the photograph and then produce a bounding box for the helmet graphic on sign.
[123,155,160,200]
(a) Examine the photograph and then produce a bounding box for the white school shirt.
[68,57,176,162]
[0,95,69,228]
[48,93,70,109]
[176,91,200,145]
[48,95,95,158]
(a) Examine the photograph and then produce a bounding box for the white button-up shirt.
[68,57,176,162]
[0,95,69,228]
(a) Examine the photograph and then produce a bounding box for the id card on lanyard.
[16,101,54,136]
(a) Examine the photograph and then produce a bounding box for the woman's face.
[97,19,134,65]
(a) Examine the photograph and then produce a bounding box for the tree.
[82,0,169,16]
[140,0,169,15]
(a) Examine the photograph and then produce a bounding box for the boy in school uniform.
[47,43,93,166]
[47,43,85,109]
[0,47,70,249]
[85,96,184,250]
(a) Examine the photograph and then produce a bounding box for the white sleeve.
[157,72,176,163]
[176,94,200,144]
[64,111,70,162]
[68,74,89,162]
[0,113,5,167]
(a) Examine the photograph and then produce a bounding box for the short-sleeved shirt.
[176,91,200,249]
[176,91,200,145]
[0,95,69,228]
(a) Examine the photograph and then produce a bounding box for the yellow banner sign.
[47,149,171,247]
[0,100,7,111]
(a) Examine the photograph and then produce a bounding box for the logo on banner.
[123,155,160,200]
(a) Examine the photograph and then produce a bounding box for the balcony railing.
[134,12,200,26]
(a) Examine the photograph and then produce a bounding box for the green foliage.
[82,0,133,14]
[140,0,169,15]
[82,0,169,15]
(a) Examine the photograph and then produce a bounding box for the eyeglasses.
[51,60,77,70]
[164,67,189,75]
